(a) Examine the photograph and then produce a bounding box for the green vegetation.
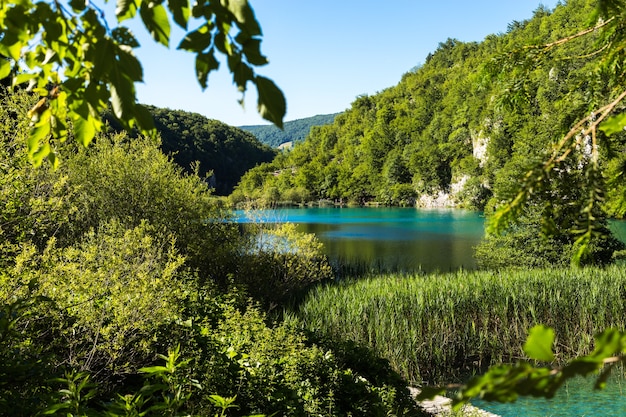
[232,0,622,212]
[295,266,626,385]
[0,90,423,416]
[108,106,278,196]
[6,0,626,413]
[240,113,339,148]
[0,0,285,165]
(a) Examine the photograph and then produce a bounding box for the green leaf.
[168,0,190,30]
[178,24,213,52]
[116,46,144,82]
[230,58,254,91]
[220,0,261,36]
[112,27,141,48]
[0,59,11,80]
[116,0,140,21]
[599,112,626,136]
[523,325,555,362]
[72,113,97,147]
[242,38,268,66]
[255,76,286,128]
[69,0,87,12]
[139,2,171,47]
[139,365,169,374]
[195,50,219,89]
[134,104,156,133]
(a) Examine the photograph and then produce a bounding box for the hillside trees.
[150,106,276,195]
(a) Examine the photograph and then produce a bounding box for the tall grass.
[294,266,626,385]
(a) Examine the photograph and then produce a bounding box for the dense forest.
[106,107,277,195]
[232,0,626,214]
[240,113,339,148]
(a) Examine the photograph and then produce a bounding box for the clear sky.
[127,1,561,127]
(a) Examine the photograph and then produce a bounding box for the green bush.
[1,221,188,380]
[237,223,334,309]
[193,304,422,416]
[0,91,73,266]
[60,132,243,284]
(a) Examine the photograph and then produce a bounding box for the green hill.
[240,113,339,148]
[105,107,276,196]
[232,0,624,213]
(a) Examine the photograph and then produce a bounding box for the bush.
[1,221,188,381]
[60,132,243,285]
[237,223,334,309]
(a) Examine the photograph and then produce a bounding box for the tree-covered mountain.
[239,113,339,148]
[106,107,277,196]
[232,0,625,213]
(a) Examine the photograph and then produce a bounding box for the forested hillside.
[106,107,277,195]
[240,113,339,147]
[232,0,626,214]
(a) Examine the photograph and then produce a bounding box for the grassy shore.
[294,265,626,385]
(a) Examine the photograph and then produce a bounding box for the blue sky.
[128,1,561,126]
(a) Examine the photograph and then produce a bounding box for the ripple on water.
[471,374,626,417]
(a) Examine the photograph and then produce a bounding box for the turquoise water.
[236,207,626,414]
[472,373,626,416]
[234,207,485,273]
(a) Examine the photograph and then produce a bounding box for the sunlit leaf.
[139,2,170,47]
[220,0,261,36]
[116,0,140,21]
[178,24,213,52]
[599,112,626,136]
[72,113,97,147]
[523,325,555,362]
[0,59,11,79]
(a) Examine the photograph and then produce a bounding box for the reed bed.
[295,266,626,385]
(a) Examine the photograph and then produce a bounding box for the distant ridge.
[240,113,340,148]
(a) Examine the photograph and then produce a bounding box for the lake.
[234,207,485,273]
[472,372,626,416]
[235,207,626,414]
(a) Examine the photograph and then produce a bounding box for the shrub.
[1,221,188,380]
[60,132,243,284]
[237,223,333,309]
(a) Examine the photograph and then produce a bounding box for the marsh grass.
[295,266,626,385]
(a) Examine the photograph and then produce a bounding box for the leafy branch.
[0,0,286,167]
[417,326,626,411]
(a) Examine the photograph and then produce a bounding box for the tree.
[418,0,626,409]
[489,0,626,264]
[0,0,286,166]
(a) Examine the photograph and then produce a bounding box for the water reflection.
[234,207,485,273]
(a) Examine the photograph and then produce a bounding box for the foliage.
[240,113,339,148]
[233,1,619,215]
[0,90,72,265]
[296,266,626,385]
[197,304,422,416]
[417,325,626,412]
[0,0,285,165]
[475,203,625,269]
[60,131,243,281]
[150,106,276,195]
[1,220,187,380]
[236,222,334,309]
[486,0,626,264]
[0,90,425,416]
